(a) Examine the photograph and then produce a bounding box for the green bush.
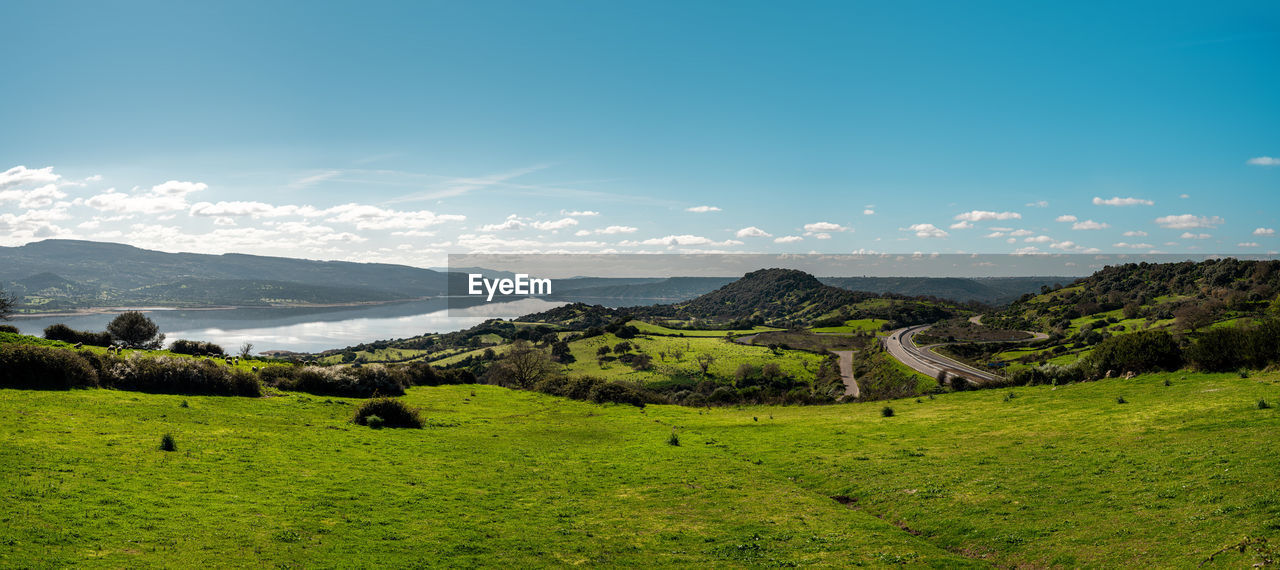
[588,381,645,407]
[43,323,112,347]
[708,386,740,404]
[0,324,18,333]
[0,343,99,390]
[352,398,422,428]
[169,339,225,356]
[104,354,261,396]
[267,365,406,398]
[667,430,680,446]
[881,406,895,417]
[159,433,177,452]
[1083,330,1182,378]
[365,415,385,429]
[1259,399,1272,410]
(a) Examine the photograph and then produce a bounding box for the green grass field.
[810,318,889,334]
[629,320,782,337]
[563,333,826,384]
[4,370,1278,567]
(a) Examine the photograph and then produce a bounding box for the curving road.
[883,323,1047,386]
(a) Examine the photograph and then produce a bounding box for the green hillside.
[3,369,1277,567]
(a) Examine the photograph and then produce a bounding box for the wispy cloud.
[686,205,722,213]
[1155,214,1224,229]
[1093,196,1153,206]
[1246,156,1280,166]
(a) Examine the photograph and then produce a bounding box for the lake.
[5,297,579,354]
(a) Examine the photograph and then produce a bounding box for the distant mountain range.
[0,239,1065,312]
[0,239,457,311]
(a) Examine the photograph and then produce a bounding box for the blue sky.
[1,0,1277,266]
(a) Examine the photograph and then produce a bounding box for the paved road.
[883,325,1020,386]
[831,350,859,398]
[733,333,860,398]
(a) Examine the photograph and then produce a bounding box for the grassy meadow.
[3,369,1279,567]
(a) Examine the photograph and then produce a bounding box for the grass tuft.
[881,406,895,417]
[159,433,176,452]
[667,430,680,446]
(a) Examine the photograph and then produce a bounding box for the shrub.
[0,325,18,333]
[1116,396,1127,404]
[667,430,680,446]
[159,433,176,452]
[169,339,225,356]
[1259,399,1272,410]
[562,376,605,401]
[881,406,895,417]
[1083,330,1181,378]
[708,386,740,404]
[352,398,422,428]
[43,323,112,346]
[0,344,99,390]
[268,365,406,398]
[588,381,645,407]
[104,354,261,396]
[365,415,385,429]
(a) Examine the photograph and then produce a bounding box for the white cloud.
[188,201,318,218]
[1122,230,1148,237]
[213,217,236,226]
[1246,156,1280,166]
[561,210,599,216]
[0,184,66,208]
[623,234,742,247]
[949,221,974,230]
[1024,235,1053,243]
[479,214,525,231]
[1179,193,1190,199]
[325,203,465,230]
[1093,196,1154,206]
[1026,200,1049,208]
[1238,242,1260,247]
[774,235,803,243]
[1055,214,1078,223]
[736,226,772,238]
[1013,246,1043,255]
[954,210,1021,222]
[686,205,721,213]
[1113,242,1154,249]
[575,225,638,236]
[906,223,948,238]
[1254,227,1275,236]
[530,217,579,231]
[1009,229,1033,237]
[984,231,1005,238]
[0,165,60,190]
[1154,214,1224,229]
[813,233,832,240]
[1180,232,1212,239]
[151,180,208,196]
[803,221,850,235]
[1072,220,1109,230]
[863,209,875,215]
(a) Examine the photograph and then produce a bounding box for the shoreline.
[7,297,435,319]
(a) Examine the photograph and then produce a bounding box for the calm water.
[7,298,575,353]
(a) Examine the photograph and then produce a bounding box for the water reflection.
[7,298,572,353]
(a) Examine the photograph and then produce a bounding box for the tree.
[493,340,558,388]
[107,311,164,349]
[239,342,255,358]
[695,353,716,375]
[0,287,14,321]
[613,341,632,355]
[596,346,611,358]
